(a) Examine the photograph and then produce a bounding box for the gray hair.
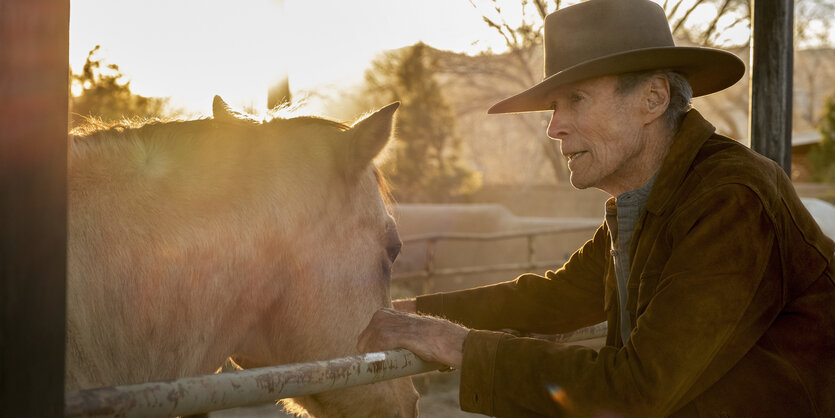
[616,70,693,132]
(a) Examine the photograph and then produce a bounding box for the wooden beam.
[0,0,69,415]
[749,0,794,175]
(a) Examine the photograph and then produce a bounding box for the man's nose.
[547,110,569,140]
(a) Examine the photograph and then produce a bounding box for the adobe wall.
[470,184,609,218]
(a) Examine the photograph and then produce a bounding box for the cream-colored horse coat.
[66,97,417,417]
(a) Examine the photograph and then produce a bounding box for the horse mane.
[68,112,393,208]
[68,113,353,163]
[69,112,350,138]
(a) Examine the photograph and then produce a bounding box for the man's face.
[546,75,650,196]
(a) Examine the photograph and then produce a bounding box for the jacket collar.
[645,109,716,215]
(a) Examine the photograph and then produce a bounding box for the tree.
[663,0,750,47]
[809,93,835,183]
[70,46,176,126]
[463,0,568,183]
[364,43,482,203]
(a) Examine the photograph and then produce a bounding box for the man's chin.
[569,175,590,190]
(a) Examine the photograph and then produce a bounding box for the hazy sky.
[70,0,518,115]
[69,0,830,117]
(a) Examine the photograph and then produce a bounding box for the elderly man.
[358,0,835,416]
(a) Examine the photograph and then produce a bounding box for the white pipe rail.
[65,349,440,418]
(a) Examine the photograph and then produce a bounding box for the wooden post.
[749,0,794,175]
[0,0,69,416]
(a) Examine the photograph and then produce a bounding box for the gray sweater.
[604,176,656,343]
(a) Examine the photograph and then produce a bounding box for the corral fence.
[392,222,602,294]
[64,223,606,417]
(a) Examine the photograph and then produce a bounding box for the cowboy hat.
[488,0,746,114]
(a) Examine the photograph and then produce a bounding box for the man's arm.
[364,223,611,374]
[411,222,611,334]
[359,223,610,383]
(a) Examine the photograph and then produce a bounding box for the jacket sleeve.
[415,222,609,334]
[457,184,781,417]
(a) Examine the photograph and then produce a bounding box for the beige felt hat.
[488,0,746,114]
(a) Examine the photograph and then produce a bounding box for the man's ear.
[644,75,671,123]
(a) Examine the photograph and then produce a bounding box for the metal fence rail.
[65,349,439,418]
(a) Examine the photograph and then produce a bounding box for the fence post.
[749,0,794,175]
[0,0,69,415]
[526,234,535,268]
[423,239,437,295]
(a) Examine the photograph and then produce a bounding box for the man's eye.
[570,93,583,102]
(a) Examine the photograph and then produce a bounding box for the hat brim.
[487,47,745,114]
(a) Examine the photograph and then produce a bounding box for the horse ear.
[212,95,256,123]
[346,102,399,173]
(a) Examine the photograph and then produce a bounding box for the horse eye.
[387,241,402,263]
[385,225,402,263]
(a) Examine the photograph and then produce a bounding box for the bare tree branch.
[702,0,732,45]
[672,0,704,37]
[712,13,750,46]
[666,0,686,21]
[481,15,516,49]
[532,0,549,19]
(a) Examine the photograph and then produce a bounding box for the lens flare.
[547,383,568,405]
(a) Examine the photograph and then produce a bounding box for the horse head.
[212,97,418,417]
[66,97,418,417]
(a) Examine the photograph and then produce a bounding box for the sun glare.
[69,0,506,117]
[70,0,288,115]
[70,0,824,117]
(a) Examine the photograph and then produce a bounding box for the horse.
[65,96,419,417]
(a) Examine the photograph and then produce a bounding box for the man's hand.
[357,308,469,369]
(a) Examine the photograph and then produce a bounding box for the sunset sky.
[69,0,832,117]
[70,0,515,116]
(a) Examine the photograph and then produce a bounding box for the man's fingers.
[357,315,382,352]
[357,308,467,368]
[357,308,398,352]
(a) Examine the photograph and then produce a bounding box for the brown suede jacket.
[416,110,835,417]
